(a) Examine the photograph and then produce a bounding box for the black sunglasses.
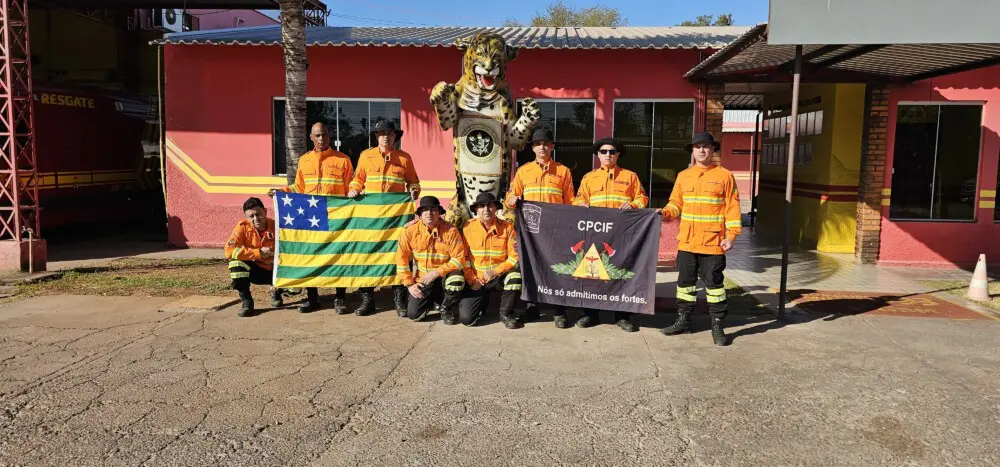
[597,149,618,155]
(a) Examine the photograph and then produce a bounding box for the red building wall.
[163,44,705,253]
[879,65,1000,268]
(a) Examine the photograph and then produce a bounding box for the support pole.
[750,110,761,226]
[778,45,802,321]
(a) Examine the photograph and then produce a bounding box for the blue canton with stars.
[276,192,328,231]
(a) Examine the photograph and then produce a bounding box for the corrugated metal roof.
[686,24,1000,83]
[722,109,760,133]
[154,25,752,49]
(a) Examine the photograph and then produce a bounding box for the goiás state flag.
[516,201,661,315]
[272,192,414,288]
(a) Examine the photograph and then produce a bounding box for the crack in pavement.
[3,313,185,400]
[312,322,436,459]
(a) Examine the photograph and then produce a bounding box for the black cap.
[685,132,721,152]
[528,126,555,145]
[470,192,502,211]
[371,119,404,138]
[416,196,445,215]
[592,137,626,156]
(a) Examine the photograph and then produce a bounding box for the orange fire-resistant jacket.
[349,148,421,194]
[224,218,276,270]
[462,218,518,284]
[573,166,649,209]
[662,164,741,255]
[505,160,575,205]
[395,221,468,287]
[282,148,353,195]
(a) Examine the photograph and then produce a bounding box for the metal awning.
[686,24,1000,83]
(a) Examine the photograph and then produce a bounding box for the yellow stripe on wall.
[980,200,995,209]
[980,190,996,198]
[165,136,455,196]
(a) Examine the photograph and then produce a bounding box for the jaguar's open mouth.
[474,65,499,90]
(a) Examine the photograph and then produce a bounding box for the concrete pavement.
[1,294,998,466]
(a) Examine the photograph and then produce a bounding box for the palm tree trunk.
[279,0,308,185]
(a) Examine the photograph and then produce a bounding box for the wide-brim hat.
[685,132,721,152]
[415,196,445,215]
[371,120,404,138]
[470,192,502,211]
[528,126,555,145]
[592,137,626,157]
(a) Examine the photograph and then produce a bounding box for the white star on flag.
[283,214,295,226]
[309,216,320,227]
[297,207,305,215]
[282,195,293,206]
[307,196,319,208]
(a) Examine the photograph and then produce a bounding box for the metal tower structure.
[0,0,37,245]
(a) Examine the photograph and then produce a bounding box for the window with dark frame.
[272,99,401,175]
[612,101,695,209]
[515,100,596,188]
[889,103,982,222]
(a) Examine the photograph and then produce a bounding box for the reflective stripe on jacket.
[395,221,467,286]
[662,164,741,255]
[283,148,353,195]
[349,148,420,194]
[506,160,575,205]
[573,166,648,209]
[224,219,275,271]
[462,219,518,284]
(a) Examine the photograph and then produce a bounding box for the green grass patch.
[920,279,1000,314]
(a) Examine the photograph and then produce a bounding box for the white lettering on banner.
[536,284,646,304]
[576,220,614,233]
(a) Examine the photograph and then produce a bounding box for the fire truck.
[32,83,162,235]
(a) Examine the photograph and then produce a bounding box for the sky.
[260,0,769,27]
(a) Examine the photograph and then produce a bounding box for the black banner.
[516,201,661,315]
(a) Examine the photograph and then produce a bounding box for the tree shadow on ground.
[724,288,960,343]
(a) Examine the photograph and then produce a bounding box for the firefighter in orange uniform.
[225,197,283,318]
[505,126,575,328]
[573,137,649,332]
[463,193,522,329]
[348,120,421,316]
[658,132,741,346]
[395,196,468,324]
[268,122,354,314]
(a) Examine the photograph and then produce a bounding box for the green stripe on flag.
[328,214,410,231]
[276,263,397,279]
[325,192,414,208]
[279,240,399,256]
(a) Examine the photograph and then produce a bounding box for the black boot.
[553,307,569,329]
[393,286,407,317]
[238,290,255,318]
[354,291,374,316]
[298,288,319,313]
[439,304,457,325]
[661,313,691,335]
[269,288,283,308]
[334,288,349,314]
[521,303,540,323]
[615,312,637,332]
[499,311,523,329]
[575,309,599,328]
[711,318,728,346]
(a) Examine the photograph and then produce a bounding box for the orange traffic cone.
[967,254,990,301]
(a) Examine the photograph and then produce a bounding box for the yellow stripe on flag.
[280,227,405,243]
[327,202,413,220]
[277,251,397,267]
